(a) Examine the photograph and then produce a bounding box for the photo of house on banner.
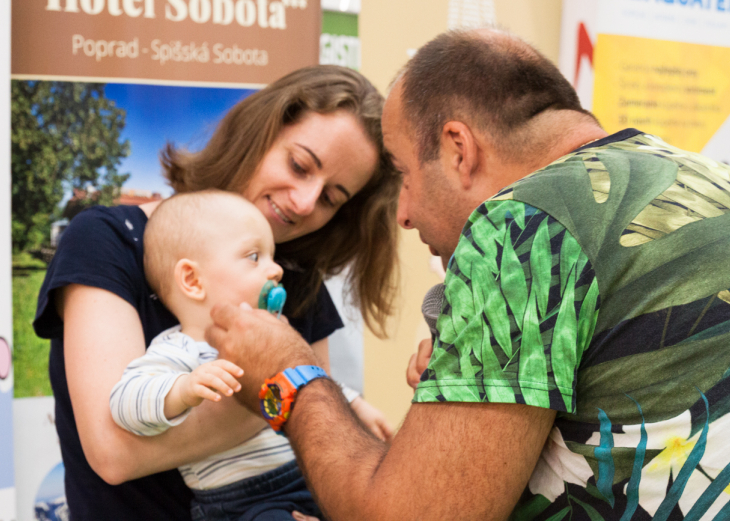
[11,81,256,399]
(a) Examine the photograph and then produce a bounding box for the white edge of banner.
[2,0,13,348]
[11,74,267,90]
[1,0,16,517]
[321,0,360,15]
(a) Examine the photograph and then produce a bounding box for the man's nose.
[396,186,414,229]
[290,178,323,216]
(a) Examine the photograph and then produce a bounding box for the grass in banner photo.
[11,80,256,398]
[12,251,52,397]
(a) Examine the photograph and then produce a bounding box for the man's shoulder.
[481,132,730,254]
[488,130,649,202]
[497,131,728,200]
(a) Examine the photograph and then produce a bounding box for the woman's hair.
[161,65,400,337]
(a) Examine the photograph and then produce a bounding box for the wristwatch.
[259,365,328,434]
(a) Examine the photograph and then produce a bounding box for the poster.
[560,0,730,164]
[10,1,320,519]
[13,0,319,87]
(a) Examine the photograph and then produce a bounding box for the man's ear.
[440,121,480,190]
[174,259,205,301]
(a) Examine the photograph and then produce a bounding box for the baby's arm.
[164,360,243,419]
[110,335,241,436]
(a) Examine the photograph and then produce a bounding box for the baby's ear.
[174,259,205,301]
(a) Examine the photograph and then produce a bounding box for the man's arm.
[290,379,555,521]
[209,304,555,521]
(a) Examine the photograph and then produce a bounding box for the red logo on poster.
[574,22,594,87]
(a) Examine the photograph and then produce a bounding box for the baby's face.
[199,204,283,310]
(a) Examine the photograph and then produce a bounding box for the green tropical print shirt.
[413,130,730,520]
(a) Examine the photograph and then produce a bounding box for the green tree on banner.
[11,81,130,252]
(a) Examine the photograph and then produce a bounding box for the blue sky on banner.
[35,462,64,504]
[104,83,257,197]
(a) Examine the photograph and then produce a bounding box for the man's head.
[144,190,283,326]
[383,29,603,266]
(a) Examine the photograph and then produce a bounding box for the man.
[209,29,730,520]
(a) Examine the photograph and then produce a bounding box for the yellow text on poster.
[593,34,730,153]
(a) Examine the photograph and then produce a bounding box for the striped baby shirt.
[110,326,295,490]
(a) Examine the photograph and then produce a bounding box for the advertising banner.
[13,0,318,87]
[560,0,730,163]
[10,2,320,519]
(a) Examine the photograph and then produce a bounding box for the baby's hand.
[351,396,394,442]
[177,360,244,408]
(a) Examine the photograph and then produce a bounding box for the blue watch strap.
[283,365,328,390]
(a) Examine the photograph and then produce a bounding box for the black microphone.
[421,283,446,342]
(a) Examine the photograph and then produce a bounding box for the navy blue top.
[34,205,344,521]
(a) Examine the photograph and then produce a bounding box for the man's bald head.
[398,29,596,163]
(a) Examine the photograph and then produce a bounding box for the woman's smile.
[266,196,294,225]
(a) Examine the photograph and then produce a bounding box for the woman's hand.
[292,512,319,521]
[350,397,394,442]
[406,338,434,390]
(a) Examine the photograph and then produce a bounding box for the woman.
[33,65,400,520]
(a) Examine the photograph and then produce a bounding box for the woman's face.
[243,110,378,243]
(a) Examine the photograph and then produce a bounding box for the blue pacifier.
[258,280,287,318]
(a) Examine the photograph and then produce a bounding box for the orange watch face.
[259,374,299,431]
[260,384,282,419]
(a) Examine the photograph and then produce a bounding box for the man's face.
[382,85,466,267]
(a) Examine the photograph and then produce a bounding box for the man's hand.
[406,338,434,390]
[164,360,243,420]
[350,397,394,442]
[206,303,319,412]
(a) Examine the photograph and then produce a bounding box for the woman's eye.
[290,157,306,175]
[321,191,336,208]
[246,252,259,262]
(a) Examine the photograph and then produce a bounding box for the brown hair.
[161,66,399,337]
[401,30,595,163]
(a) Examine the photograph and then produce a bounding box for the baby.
[110,190,384,520]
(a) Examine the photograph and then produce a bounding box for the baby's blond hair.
[143,190,257,305]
